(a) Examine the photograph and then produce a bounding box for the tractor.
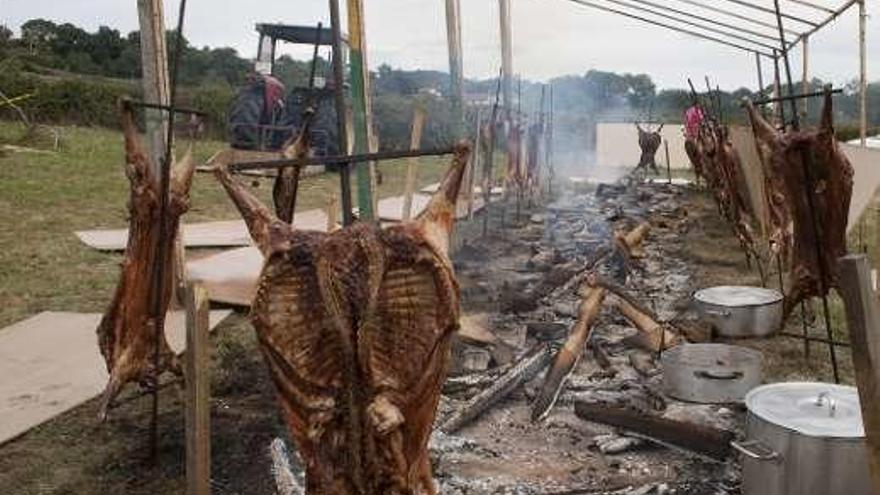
[227,23,345,157]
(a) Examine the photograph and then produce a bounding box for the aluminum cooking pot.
[694,286,783,338]
[732,382,872,495]
[661,343,762,403]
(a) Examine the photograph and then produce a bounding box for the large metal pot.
[661,343,762,403]
[694,286,783,338]
[732,382,872,495]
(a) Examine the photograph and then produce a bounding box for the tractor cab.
[227,23,347,154]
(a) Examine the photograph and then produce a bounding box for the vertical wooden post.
[837,255,880,492]
[137,0,170,177]
[185,282,211,495]
[498,0,513,114]
[346,0,375,220]
[664,140,671,184]
[326,195,339,232]
[801,36,809,120]
[402,107,427,221]
[328,0,353,226]
[859,0,867,146]
[137,0,186,300]
[467,108,482,219]
[445,0,465,138]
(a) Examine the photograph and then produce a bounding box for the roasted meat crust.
[215,142,472,494]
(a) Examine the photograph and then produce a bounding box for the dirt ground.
[0,166,862,494]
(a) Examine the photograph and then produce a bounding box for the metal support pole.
[773,50,785,127]
[445,0,465,138]
[801,35,809,120]
[859,0,867,146]
[329,0,353,226]
[346,0,375,220]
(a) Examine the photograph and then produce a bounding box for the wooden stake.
[466,108,482,219]
[326,195,339,232]
[859,0,867,146]
[837,254,880,492]
[185,282,211,495]
[445,0,465,137]
[498,0,513,113]
[664,140,671,184]
[402,107,426,221]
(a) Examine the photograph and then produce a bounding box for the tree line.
[1,19,876,147]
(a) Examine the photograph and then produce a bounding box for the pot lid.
[694,286,782,307]
[745,382,864,438]
[662,343,762,368]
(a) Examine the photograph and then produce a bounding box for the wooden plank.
[402,107,427,220]
[836,254,880,492]
[0,310,230,445]
[185,283,211,495]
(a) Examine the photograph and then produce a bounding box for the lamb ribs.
[96,102,196,419]
[214,143,472,494]
[745,92,853,317]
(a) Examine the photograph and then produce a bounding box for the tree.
[20,19,57,54]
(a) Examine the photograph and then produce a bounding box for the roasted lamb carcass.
[97,101,196,419]
[636,123,663,173]
[745,92,853,318]
[213,143,472,494]
[744,102,793,263]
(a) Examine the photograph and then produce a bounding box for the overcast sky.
[3,0,876,89]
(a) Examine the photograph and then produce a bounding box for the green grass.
[0,121,457,327]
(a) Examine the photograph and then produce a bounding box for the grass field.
[0,121,462,327]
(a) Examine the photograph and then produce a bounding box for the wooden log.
[614,222,650,259]
[402,107,427,221]
[574,401,733,460]
[532,286,606,421]
[440,344,550,433]
[837,254,880,492]
[326,195,339,232]
[613,296,680,352]
[185,282,211,495]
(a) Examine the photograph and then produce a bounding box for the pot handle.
[703,308,732,317]
[731,439,781,463]
[694,370,744,380]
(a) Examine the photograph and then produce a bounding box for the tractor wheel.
[228,85,264,150]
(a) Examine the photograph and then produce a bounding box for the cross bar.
[566,0,775,56]
[228,146,458,172]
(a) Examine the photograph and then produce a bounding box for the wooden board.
[76,209,330,251]
[186,246,263,306]
[377,195,485,222]
[420,182,503,196]
[0,310,231,445]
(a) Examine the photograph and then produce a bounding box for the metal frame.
[564,0,860,54]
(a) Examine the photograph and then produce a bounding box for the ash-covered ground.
[433,177,744,495]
